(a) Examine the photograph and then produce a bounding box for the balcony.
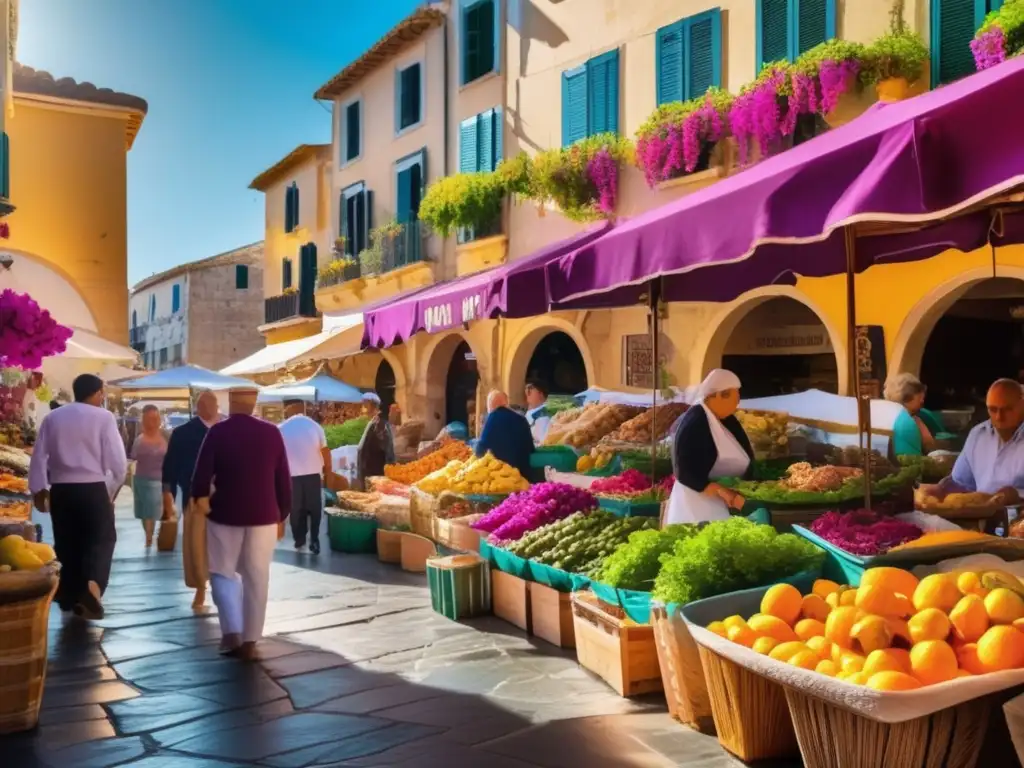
[129,324,147,351]
[456,216,506,277]
[264,291,318,326]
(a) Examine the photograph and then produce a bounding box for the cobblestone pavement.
[6,497,772,768]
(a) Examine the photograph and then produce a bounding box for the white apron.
[666,403,751,525]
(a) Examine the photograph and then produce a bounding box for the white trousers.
[206,520,278,643]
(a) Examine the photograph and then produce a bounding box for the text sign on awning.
[423,292,483,334]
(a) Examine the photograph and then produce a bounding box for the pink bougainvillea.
[730,67,789,166]
[972,27,1007,71]
[634,91,730,187]
[0,290,73,370]
[586,148,619,216]
[818,58,860,114]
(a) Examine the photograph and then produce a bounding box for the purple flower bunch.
[472,482,597,542]
[730,67,789,166]
[586,148,618,216]
[635,94,728,187]
[972,26,1007,71]
[818,58,860,115]
[0,289,73,370]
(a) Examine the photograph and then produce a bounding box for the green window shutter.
[0,132,9,200]
[299,244,317,314]
[656,22,684,105]
[460,116,479,173]
[561,65,589,146]
[587,49,620,136]
[284,187,293,232]
[477,110,495,172]
[464,0,496,83]
[282,258,293,291]
[758,0,790,69]
[991,0,1004,10]
[346,102,360,161]
[932,0,987,85]
[339,192,350,254]
[494,107,503,167]
[365,189,374,244]
[291,184,300,228]
[172,284,180,313]
[794,0,832,58]
[399,64,422,129]
[476,1,496,77]
[686,10,722,99]
[397,167,413,223]
[235,264,248,289]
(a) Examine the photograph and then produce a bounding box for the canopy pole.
[648,279,662,488]
[844,227,871,510]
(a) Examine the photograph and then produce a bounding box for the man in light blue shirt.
[938,379,1024,500]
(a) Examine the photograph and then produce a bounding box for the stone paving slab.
[4,497,760,768]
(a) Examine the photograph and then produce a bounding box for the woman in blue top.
[885,373,946,456]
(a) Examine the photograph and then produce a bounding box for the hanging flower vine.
[973,0,1024,71]
[635,88,732,187]
[0,289,73,370]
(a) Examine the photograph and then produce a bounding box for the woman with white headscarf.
[666,369,754,524]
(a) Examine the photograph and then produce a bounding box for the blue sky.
[18,0,422,286]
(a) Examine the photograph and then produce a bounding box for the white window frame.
[394,57,426,137]
[339,94,363,168]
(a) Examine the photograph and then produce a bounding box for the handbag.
[158,513,179,552]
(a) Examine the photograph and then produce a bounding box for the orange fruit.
[845,671,870,686]
[839,652,866,674]
[840,589,859,607]
[850,615,893,654]
[752,636,779,655]
[949,594,989,643]
[794,618,827,642]
[984,588,1024,625]
[815,659,839,676]
[726,624,758,648]
[707,621,728,637]
[908,608,951,644]
[722,615,749,631]
[855,585,904,617]
[788,650,820,670]
[806,635,834,660]
[761,584,803,626]
[801,594,831,622]
[909,640,959,685]
[861,567,919,601]
[957,571,990,599]
[892,594,914,619]
[977,625,1024,672]
[826,592,841,610]
[887,618,913,648]
[956,669,974,678]
[955,642,987,675]
[863,649,906,676]
[913,574,962,614]
[825,606,862,649]
[865,671,922,691]
[748,614,799,643]
[769,641,809,662]
[812,579,841,599]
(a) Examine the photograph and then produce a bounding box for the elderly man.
[192,388,291,660]
[279,399,332,554]
[475,390,535,479]
[163,390,220,608]
[935,378,1024,500]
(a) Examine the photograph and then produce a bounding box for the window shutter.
[795,0,832,58]
[355,191,366,253]
[494,107,503,167]
[463,3,480,84]
[282,258,293,290]
[299,244,317,314]
[588,49,620,136]
[284,187,293,232]
[561,65,589,146]
[460,116,479,173]
[291,185,300,228]
[397,167,413,223]
[235,264,248,289]
[0,132,9,200]
[394,69,401,133]
[758,0,790,69]
[476,1,496,77]
[656,23,684,105]
[346,102,360,161]
[477,111,494,172]
[365,190,374,244]
[172,284,180,313]
[339,192,350,255]
[687,10,722,99]
[934,0,986,85]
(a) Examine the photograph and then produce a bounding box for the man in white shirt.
[28,374,127,620]
[278,399,332,554]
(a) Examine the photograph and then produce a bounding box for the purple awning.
[546,57,1024,308]
[361,224,611,348]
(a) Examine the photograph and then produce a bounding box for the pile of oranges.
[708,566,1024,691]
[384,440,472,485]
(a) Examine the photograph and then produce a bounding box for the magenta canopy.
[546,56,1024,309]
[361,225,611,348]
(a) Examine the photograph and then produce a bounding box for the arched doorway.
[717,297,840,398]
[374,359,396,413]
[444,341,479,433]
[523,331,588,396]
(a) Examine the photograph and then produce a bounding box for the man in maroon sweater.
[192,388,291,660]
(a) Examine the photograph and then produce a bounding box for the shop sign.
[855,325,887,399]
[623,334,654,388]
[729,325,834,356]
[422,293,483,334]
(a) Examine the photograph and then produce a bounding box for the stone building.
[129,242,265,372]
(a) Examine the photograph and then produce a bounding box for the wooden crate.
[571,590,662,698]
[376,529,402,564]
[399,533,436,573]
[529,582,575,648]
[492,570,531,632]
[427,555,490,621]
[432,516,482,552]
[650,604,714,734]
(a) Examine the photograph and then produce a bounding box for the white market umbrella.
[257,372,363,404]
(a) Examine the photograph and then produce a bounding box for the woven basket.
[0,566,59,734]
[376,529,403,564]
[409,488,441,539]
[651,603,714,733]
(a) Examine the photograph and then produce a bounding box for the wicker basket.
[650,603,714,733]
[376,528,403,563]
[409,488,441,539]
[0,566,59,734]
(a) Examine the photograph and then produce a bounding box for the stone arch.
[693,285,848,394]
[504,317,595,403]
[888,266,1024,378]
[0,248,98,331]
[421,331,481,436]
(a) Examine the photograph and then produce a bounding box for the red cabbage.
[809,510,922,556]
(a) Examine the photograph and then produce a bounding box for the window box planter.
[455,233,508,277]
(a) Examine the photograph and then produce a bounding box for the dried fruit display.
[542,403,598,446]
[736,409,789,460]
[599,403,689,445]
[783,462,864,493]
[546,404,644,450]
[384,441,472,485]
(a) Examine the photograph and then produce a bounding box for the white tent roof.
[220,313,363,376]
[740,389,904,432]
[575,386,691,406]
[256,373,364,404]
[116,365,260,393]
[60,327,138,363]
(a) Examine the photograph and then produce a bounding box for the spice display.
[384,441,472,485]
[0,474,28,495]
[652,517,824,605]
[710,567,1024,689]
[0,445,29,477]
[809,510,923,556]
[414,453,530,496]
[735,409,789,459]
[472,482,597,541]
[599,403,689,445]
[595,525,699,590]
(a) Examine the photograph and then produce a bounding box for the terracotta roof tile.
[314,6,444,100]
[249,144,330,192]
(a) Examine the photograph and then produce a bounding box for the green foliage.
[978,0,1024,59]
[635,87,733,142]
[317,258,356,285]
[418,172,506,237]
[496,152,536,198]
[652,517,823,605]
[596,525,698,591]
[794,39,867,78]
[864,30,929,83]
[356,220,403,276]
[324,417,369,449]
[718,463,921,505]
[530,133,633,222]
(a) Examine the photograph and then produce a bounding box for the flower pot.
[876,77,910,103]
[823,74,868,129]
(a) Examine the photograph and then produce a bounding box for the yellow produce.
[805,636,833,660]
[984,588,1024,624]
[707,621,728,638]
[859,567,919,602]
[769,641,809,662]
[576,455,594,472]
[949,595,989,643]
[980,570,1024,597]
[850,615,893,654]
[727,624,758,647]
[956,643,986,675]
[912,574,962,613]
[890,530,990,550]
[812,579,841,598]
[910,640,958,685]
[413,453,529,496]
[839,653,866,674]
[865,671,921,691]
[863,649,908,676]
[800,594,831,622]
[957,571,990,598]
[752,636,778,655]
[788,650,820,670]
[761,583,802,626]
[855,585,905,617]
[977,626,1024,672]
[0,535,52,571]
[794,618,826,642]
[908,608,952,644]
[384,441,472,485]
[747,614,798,643]
[815,659,839,676]
[825,606,863,648]
[722,615,748,630]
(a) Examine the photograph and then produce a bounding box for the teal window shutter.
[459,116,479,173]
[494,107,503,167]
[587,48,620,136]
[687,10,722,99]
[291,184,300,228]
[235,265,248,289]
[282,258,293,290]
[656,22,684,105]
[0,132,9,200]
[365,189,374,240]
[171,284,180,313]
[463,0,496,84]
[757,0,790,69]
[284,187,293,232]
[339,192,349,254]
[477,110,495,172]
[345,101,360,161]
[394,69,401,133]
[794,0,833,58]
[932,0,988,85]
[561,65,588,146]
[397,167,413,223]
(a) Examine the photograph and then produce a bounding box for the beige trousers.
[206,519,278,643]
